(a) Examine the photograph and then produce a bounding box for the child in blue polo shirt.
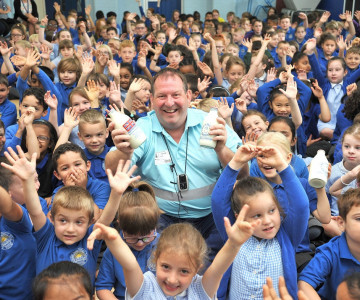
[2,145,140,286]
[78,109,110,183]
[52,143,111,219]
[299,188,360,300]
[0,74,16,128]
[96,181,160,299]
[0,170,36,300]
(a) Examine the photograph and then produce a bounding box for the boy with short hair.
[150,45,183,73]
[299,188,360,300]
[78,109,110,183]
[0,74,16,128]
[280,15,295,41]
[119,40,137,68]
[2,146,139,285]
[345,47,360,75]
[5,87,48,145]
[106,26,119,39]
[52,143,111,217]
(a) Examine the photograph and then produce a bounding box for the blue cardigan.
[211,165,309,300]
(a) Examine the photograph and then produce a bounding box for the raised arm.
[39,15,54,49]
[2,147,46,231]
[204,33,222,86]
[202,205,260,298]
[87,223,144,297]
[54,108,79,151]
[96,160,140,226]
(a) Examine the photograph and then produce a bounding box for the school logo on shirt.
[70,248,88,266]
[1,231,14,250]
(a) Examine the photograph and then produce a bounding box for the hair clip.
[133,188,139,192]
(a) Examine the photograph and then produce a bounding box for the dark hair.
[87,73,110,87]
[319,32,336,46]
[96,10,105,20]
[120,62,134,76]
[53,143,88,172]
[38,66,55,82]
[291,51,308,66]
[0,73,9,87]
[269,85,286,103]
[23,87,48,111]
[342,86,360,120]
[0,119,4,130]
[326,56,347,74]
[268,116,296,142]
[32,261,92,300]
[231,176,284,217]
[184,74,198,93]
[208,85,230,97]
[130,74,152,87]
[107,11,117,18]
[21,119,58,154]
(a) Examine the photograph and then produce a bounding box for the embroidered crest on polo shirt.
[70,247,88,265]
[1,231,14,250]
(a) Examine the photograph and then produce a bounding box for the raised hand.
[44,91,58,110]
[218,97,234,120]
[40,44,52,61]
[235,97,247,114]
[337,35,346,51]
[319,11,331,24]
[137,51,147,69]
[53,2,61,13]
[197,76,212,93]
[25,50,41,68]
[197,61,214,78]
[298,12,307,20]
[266,67,276,83]
[256,146,289,172]
[108,59,120,77]
[346,82,357,96]
[247,80,258,98]
[167,62,179,69]
[63,107,79,129]
[2,146,37,180]
[11,55,27,67]
[279,75,297,100]
[225,204,261,247]
[23,108,35,126]
[107,160,141,195]
[0,41,12,57]
[231,144,258,167]
[85,4,92,16]
[85,80,100,106]
[310,79,324,99]
[87,223,119,250]
[126,12,137,21]
[129,78,146,94]
[108,81,122,105]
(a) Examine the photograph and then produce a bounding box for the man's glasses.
[122,230,157,244]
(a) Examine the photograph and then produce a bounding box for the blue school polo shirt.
[34,218,102,285]
[0,98,17,128]
[299,233,360,300]
[96,234,159,299]
[0,206,36,300]
[85,145,111,183]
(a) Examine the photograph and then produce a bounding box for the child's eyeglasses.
[37,136,50,142]
[122,230,157,244]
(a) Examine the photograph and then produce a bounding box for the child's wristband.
[340,175,350,186]
[40,25,46,28]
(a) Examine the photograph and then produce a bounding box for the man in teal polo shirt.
[106,68,241,259]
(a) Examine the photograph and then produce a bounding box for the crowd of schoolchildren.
[2,0,360,299]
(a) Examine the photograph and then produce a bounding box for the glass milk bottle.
[108,109,146,149]
[309,149,329,188]
[200,107,219,149]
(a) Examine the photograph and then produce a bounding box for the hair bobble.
[133,188,139,192]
